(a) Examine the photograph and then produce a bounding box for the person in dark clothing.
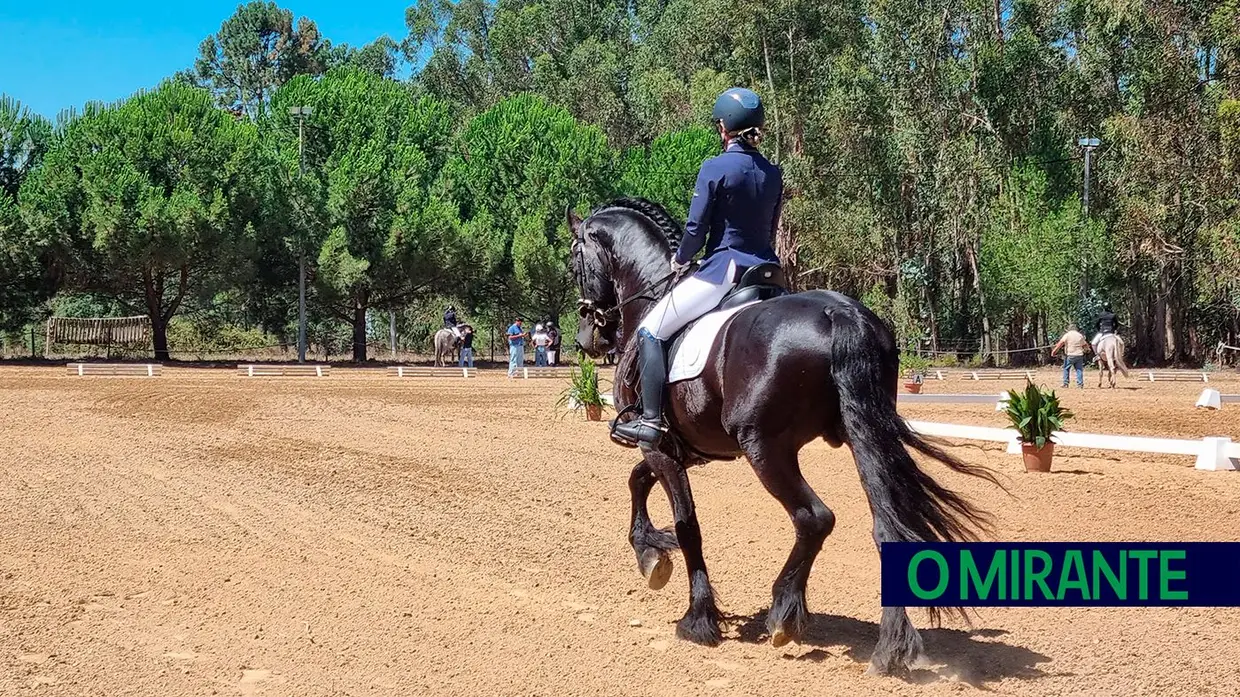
[1091,303,1120,346]
[458,324,474,369]
[546,322,562,365]
[444,305,462,340]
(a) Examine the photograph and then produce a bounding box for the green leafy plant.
[1004,380,1074,450]
[555,352,608,415]
[900,352,930,383]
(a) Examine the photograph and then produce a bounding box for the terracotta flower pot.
[1021,442,1054,472]
[904,382,923,394]
[584,404,603,421]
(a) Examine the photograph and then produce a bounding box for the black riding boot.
[611,331,669,448]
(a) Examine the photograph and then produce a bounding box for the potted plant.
[556,353,606,421]
[900,353,930,394]
[1004,380,1074,472]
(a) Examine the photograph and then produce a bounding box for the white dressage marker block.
[1197,388,1222,409]
[1196,388,1239,409]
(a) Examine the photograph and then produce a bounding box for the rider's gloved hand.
[670,257,690,275]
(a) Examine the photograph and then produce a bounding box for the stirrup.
[611,417,669,448]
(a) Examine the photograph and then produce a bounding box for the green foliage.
[899,352,930,381]
[339,37,402,78]
[980,167,1106,324]
[18,80,260,358]
[443,94,617,319]
[618,126,719,220]
[1004,381,1074,450]
[264,66,461,360]
[12,0,1240,365]
[555,352,608,412]
[0,95,54,329]
[165,317,274,353]
[189,1,333,117]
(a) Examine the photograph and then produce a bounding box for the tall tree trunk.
[762,33,780,163]
[1036,312,1047,366]
[352,300,368,363]
[965,243,992,364]
[151,316,170,361]
[775,214,797,291]
[993,0,1004,47]
[1155,275,1170,364]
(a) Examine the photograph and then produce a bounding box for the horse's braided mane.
[591,197,683,251]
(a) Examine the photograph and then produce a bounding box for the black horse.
[567,198,1002,676]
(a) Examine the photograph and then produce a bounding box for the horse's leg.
[743,437,834,648]
[648,450,722,646]
[628,460,678,590]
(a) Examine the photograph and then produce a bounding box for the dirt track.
[1,366,1238,696]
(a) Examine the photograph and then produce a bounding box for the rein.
[571,230,689,329]
[575,270,682,328]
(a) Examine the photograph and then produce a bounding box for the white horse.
[433,327,460,367]
[1093,333,1129,388]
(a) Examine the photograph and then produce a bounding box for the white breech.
[638,261,737,341]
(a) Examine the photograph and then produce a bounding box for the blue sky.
[1,1,412,120]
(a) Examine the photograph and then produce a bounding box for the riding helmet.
[712,87,765,133]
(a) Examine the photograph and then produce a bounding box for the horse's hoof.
[675,610,723,646]
[640,549,672,590]
[771,627,795,648]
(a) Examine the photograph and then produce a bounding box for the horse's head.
[568,199,683,358]
[567,206,621,358]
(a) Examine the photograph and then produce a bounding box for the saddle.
[611,263,789,454]
[718,262,789,311]
[664,262,789,362]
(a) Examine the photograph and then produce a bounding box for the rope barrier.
[915,343,1057,356]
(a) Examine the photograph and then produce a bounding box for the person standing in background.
[532,324,551,366]
[547,322,561,365]
[1051,322,1089,388]
[506,318,527,378]
[458,325,475,369]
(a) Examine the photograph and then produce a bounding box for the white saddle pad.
[667,301,759,383]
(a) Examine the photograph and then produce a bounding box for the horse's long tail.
[1112,337,1130,377]
[826,305,1001,626]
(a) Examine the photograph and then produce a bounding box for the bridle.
[571,231,683,330]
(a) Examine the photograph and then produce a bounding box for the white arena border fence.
[895,391,1236,471]
[903,419,1238,472]
[898,392,1010,410]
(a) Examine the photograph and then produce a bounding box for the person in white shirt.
[532,324,552,367]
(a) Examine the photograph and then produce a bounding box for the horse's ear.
[566,206,583,237]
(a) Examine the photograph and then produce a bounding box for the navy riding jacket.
[673,140,783,284]
[1096,311,1118,334]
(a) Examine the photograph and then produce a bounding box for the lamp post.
[1077,137,1100,217]
[290,106,314,364]
[1076,136,1101,305]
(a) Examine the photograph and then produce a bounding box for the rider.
[611,86,783,448]
[443,305,462,340]
[1090,303,1119,361]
